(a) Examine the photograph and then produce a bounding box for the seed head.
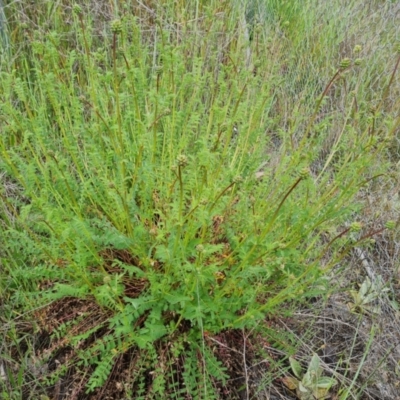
[111,19,123,35]
[176,154,188,167]
[196,244,205,253]
[339,58,352,69]
[154,65,163,74]
[368,104,377,114]
[255,23,262,34]
[299,167,310,179]
[214,271,226,283]
[385,221,396,230]
[354,58,363,66]
[73,4,82,15]
[350,221,362,232]
[353,45,362,54]
[232,175,243,184]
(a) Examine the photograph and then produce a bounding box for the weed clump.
[0,1,399,399]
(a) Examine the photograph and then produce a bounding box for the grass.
[0,0,399,399]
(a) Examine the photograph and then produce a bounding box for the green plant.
[348,276,389,315]
[283,353,338,400]
[0,0,399,398]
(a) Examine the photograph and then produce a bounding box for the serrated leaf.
[105,231,132,249]
[148,323,167,341]
[203,243,225,256]
[124,296,151,309]
[155,244,171,263]
[133,333,152,349]
[164,292,192,305]
[118,263,146,277]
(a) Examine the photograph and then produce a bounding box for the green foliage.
[283,353,338,400]
[348,276,389,315]
[0,0,398,398]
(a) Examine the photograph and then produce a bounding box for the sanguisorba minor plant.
[0,1,397,397]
